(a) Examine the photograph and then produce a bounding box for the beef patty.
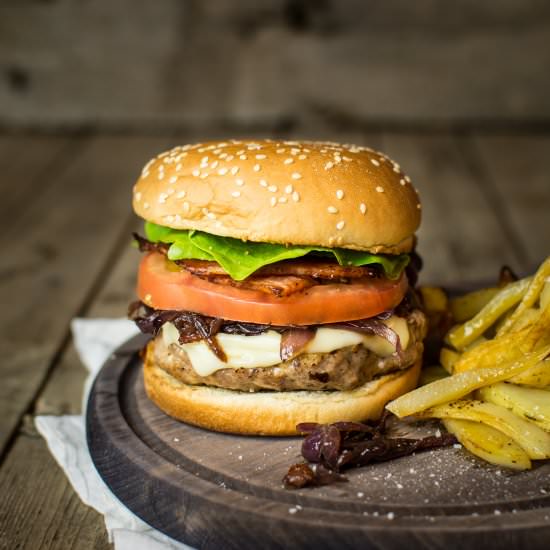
[148,309,427,392]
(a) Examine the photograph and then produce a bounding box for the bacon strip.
[207,274,317,297]
[180,259,378,280]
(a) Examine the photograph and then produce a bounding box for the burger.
[129,139,426,435]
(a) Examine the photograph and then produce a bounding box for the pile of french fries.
[387,256,550,470]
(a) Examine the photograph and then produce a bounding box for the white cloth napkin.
[35,318,193,550]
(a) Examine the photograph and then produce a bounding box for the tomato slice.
[138,252,408,326]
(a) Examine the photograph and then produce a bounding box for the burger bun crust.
[133,139,421,254]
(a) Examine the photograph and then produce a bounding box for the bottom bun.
[143,346,422,436]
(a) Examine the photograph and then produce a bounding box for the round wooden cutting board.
[87,335,550,549]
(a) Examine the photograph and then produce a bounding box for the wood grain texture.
[467,135,550,270]
[0,135,76,224]
[0,423,111,550]
[2,1,550,126]
[87,338,550,549]
[0,135,168,457]
[379,133,521,286]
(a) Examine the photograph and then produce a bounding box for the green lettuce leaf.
[144,222,409,281]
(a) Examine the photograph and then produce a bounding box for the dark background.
[2,0,550,130]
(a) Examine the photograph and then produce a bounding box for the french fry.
[521,301,550,352]
[447,277,531,350]
[464,336,488,351]
[478,383,550,432]
[419,365,449,386]
[453,327,531,373]
[419,286,448,314]
[497,256,550,336]
[541,280,550,311]
[420,400,550,460]
[442,418,531,470]
[449,287,500,323]
[510,358,550,387]
[508,307,540,332]
[386,346,550,418]
[440,347,460,373]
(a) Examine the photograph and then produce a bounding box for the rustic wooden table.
[0,128,549,549]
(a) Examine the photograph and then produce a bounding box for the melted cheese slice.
[162,315,410,377]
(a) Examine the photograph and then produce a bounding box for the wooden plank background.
[1,2,550,548]
[1,1,550,127]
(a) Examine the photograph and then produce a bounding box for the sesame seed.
[336,220,345,230]
[371,159,380,167]
[219,152,227,159]
[239,154,247,160]
[360,203,367,214]
[144,293,152,303]
[175,163,182,171]
[206,212,216,220]
[157,173,164,180]
[334,155,342,163]
[276,148,285,154]
[292,191,300,202]
[166,188,174,195]
[235,178,244,186]
[231,191,241,198]
[183,201,190,212]
[213,148,222,154]
[236,149,245,155]
[327,206,338,214]
[158,193,168,204]
[376,186,385,193]
[284,158,294,165]
[165,215,174,222]
[230,166,239,175]
[336,189,344,200]
[284,184,293,194]
[211,160,219,169]
[176,191,186,198]
[192,169,200,177]
[268,185,278,192]
[259,179,268,187]
[405,175,411,183]
[200,172,209,179]
[135,192,142,201]
[393,165,400,173]
[218,167,229,175]
[253,164,261,172]
[324,161,334,170]
[143,202,150,209]
[343,156,352,162]
[226,154,234,161]
[201,156,209,164]
[417,203,422,209]
[400,178,406,186]
[169,175,178,184]
[256,154,267,160]
[291,172,302,180]
[270,196,277,207]
[298,154,307,160]
[278,196,288,203]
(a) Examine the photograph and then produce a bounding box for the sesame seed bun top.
[132,139,421,254]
